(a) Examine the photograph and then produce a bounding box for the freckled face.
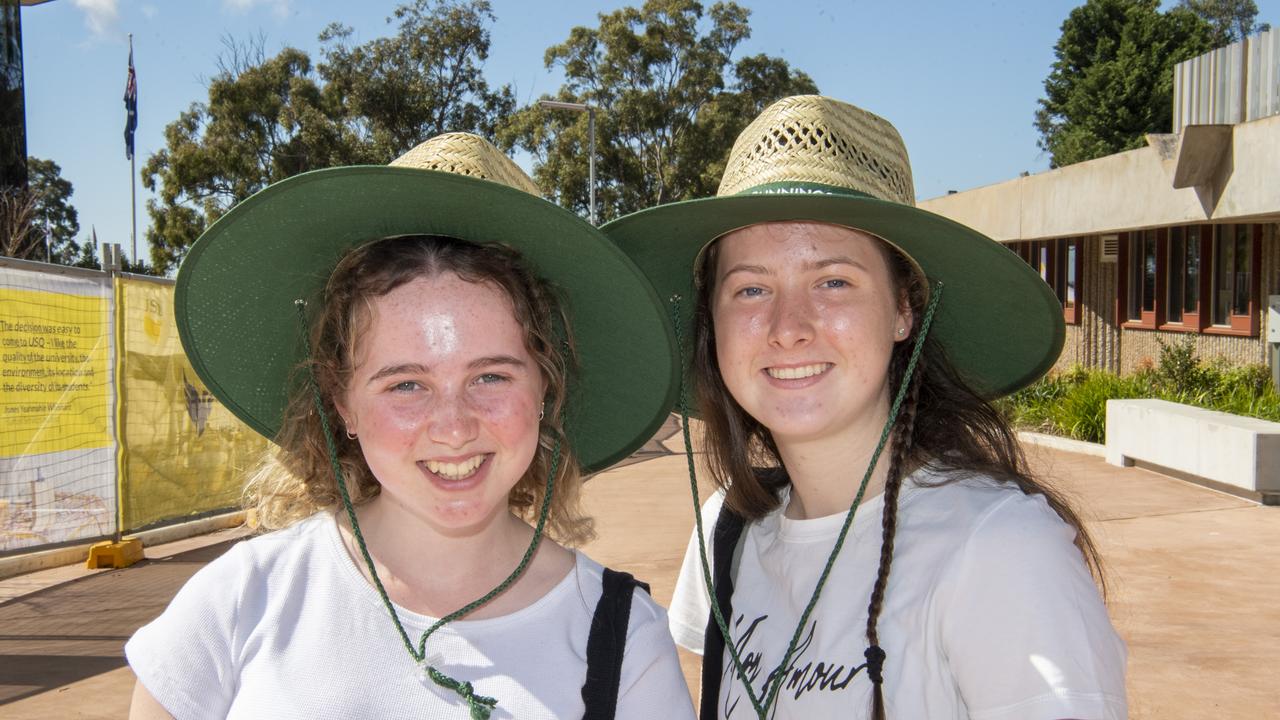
[338,273,545,534]
[711,222,911,447]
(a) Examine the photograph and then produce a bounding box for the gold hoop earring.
[345,428,357,440]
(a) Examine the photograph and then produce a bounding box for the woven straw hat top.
[603,95,1063,399]
[718,95,914,203]
[176,133,679,473]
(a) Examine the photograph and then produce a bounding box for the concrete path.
[1,426,1276,718]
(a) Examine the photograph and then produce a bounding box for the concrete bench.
[1105,398,1280,501]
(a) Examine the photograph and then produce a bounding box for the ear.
[893,291,914,344]
[334,396,354,432]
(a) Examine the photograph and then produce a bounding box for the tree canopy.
[143,0,512,274]
[499,0,817,222]
[1179,0,1269,46]
[1035,0,1214,168]
[0,157,85,264]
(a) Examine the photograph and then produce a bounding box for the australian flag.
[124,48,138,160]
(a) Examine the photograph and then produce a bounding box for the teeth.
[767,363,830,380]
[424,455,485,480]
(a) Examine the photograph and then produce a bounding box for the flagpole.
[128,33,137,265]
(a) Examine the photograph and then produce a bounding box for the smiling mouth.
[766,363,832,380]
[422,455,487,481]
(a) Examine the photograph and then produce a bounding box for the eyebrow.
[719,256,867,283]
[808,256,868,272]
[365,356,528,384]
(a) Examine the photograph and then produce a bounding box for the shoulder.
[573,552,669,636]
[206,512,335,584]
[902,467,1075,545]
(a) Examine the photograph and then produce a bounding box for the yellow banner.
[0,287,112,457]
[119,278,267,530]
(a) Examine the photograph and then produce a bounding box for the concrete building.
[921,29,1280,375]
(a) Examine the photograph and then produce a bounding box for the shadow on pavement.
[0,537,245,706]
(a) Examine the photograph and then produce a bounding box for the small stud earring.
[897,327,906,336]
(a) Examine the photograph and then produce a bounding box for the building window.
[1116,224,1258,336]
[1166,226,1201,327]
[1125,230,1157,327]
[1009,238,1081,324]
[1208,224,1258,334]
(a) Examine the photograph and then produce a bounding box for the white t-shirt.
[669,470,1127,720]
[127,511,695,720]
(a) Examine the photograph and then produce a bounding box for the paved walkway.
[1,426,1277,718]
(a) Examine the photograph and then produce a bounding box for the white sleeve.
[940,493,1128,720]
[615,589,697,720]
[667,490,725,655]
[124,545,247,720]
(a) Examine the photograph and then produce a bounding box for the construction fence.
[0,257,268,555]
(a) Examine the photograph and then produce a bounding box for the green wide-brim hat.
[176,133,679,473]
[603,96,1063,399]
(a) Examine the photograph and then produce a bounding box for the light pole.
[538,100,597,225]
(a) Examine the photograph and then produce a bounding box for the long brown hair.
[692,226,1105,717]
[245,234,593,545]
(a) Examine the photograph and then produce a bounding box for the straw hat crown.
[718,95,915,205]
[390,132,541,196]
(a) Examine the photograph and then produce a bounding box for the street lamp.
[538,100,597,225]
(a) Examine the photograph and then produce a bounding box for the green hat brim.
[176,166,679,473]
[602,191,1064,399]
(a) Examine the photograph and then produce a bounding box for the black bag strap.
[700,502,747,720]
[582,567,651,720]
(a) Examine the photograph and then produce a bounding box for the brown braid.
[863,335,925,720]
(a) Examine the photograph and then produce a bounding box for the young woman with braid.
[605,96,1127,719]
[125,134,694,719]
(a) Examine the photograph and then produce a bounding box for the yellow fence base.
[85,537,144,569]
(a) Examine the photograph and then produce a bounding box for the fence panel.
[118,277,267,531]
[0,263,116,551]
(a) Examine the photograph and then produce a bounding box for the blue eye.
[738,286,764,298]
[821,278,849,289]
[390,381,420,393]
[474,373,509,386]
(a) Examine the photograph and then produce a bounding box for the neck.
[775,400,897,520]
[343,495,538,614]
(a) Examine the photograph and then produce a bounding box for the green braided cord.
[671,282,944,719]
[293,300,560,720]
[669,296,769,719]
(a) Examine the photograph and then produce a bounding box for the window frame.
[1115,224,1260,337]
[1009,238,1082,325]
[1120,229,1160,330]
[1158,225,1208,333]
[1204,223,1261,337]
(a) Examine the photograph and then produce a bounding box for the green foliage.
[1035,0,1214,168]
[498,0,817,222]
[318,0,514,159]
[1179,0,1269,46]
[143,0,513,274]
[1003,344,1280,443]
[0,157,83,263]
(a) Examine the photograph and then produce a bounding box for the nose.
[426,391,479,449]
[768,287,815,349]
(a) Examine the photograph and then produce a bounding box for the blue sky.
[20,0,1279,268]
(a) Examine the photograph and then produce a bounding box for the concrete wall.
[920,114,1280,242]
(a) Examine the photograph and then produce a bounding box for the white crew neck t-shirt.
[127,511,695,720]
[669,470,1127,720]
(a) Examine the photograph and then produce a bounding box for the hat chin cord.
[295,300,557,720]
[671,282,942,719]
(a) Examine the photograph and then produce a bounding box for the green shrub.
[1050,370,1146,443]
[1002,355,1280,442]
